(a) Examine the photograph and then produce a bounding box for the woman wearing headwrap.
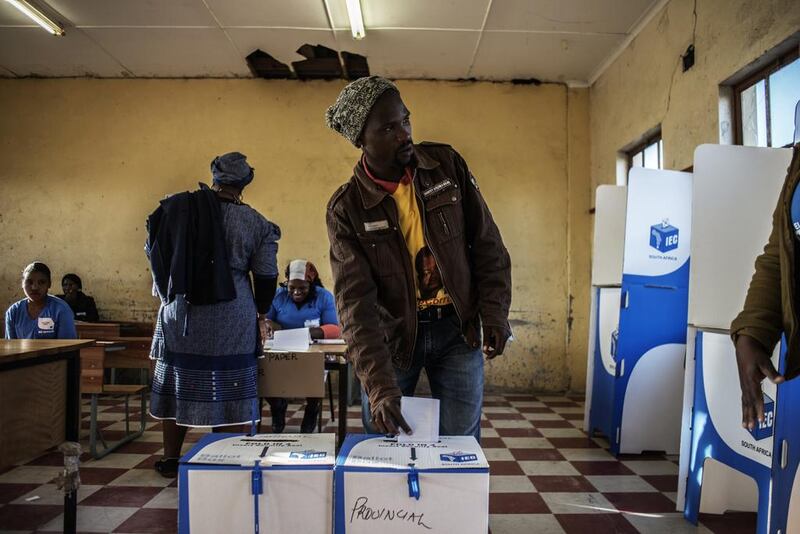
[57,273,100,322]
[265,259,340,433]
[147,152,281,477]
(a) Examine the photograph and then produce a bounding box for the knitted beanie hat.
[325,76,398,146]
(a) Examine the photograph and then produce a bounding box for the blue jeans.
[361,313,484,440]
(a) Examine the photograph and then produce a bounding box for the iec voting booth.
[585,167,692,455]
[676,144,796,533]
[584,185,626,449]
[178,433,335,534]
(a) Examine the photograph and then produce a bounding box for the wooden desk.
[75,321,121,339]
[0,339,93,534]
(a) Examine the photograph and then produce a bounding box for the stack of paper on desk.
[271,328,311,351]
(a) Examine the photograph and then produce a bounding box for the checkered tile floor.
[0,393,756,533]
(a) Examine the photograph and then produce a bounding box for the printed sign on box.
[335,435,489,534]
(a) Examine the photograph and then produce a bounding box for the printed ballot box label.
[336,436,489,534]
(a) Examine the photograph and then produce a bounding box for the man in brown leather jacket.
[325,76,512,439]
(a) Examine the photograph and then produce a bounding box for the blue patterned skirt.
[149,273,261,427]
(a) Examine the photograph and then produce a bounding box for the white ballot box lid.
[337,435,489,471]
[592,185,627,286]
[182,433,335,468]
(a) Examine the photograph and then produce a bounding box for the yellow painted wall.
[0,79,592,392]
[591,0,800,190]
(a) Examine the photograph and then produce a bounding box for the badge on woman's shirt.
[37,317,55,334]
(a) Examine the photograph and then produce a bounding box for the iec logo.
[649,220,679,253]
[748,393,775,441]
[289,450,327,460]
[440,451,478,463]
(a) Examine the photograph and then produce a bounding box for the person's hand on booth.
[735,334,785,430]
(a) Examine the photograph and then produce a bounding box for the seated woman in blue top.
[265,259,340,433]
[5,262,77,339]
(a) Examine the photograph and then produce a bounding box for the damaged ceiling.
[0,0,661,84]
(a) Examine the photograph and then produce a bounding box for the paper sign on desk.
[272,328,311,351]
[398,396,440,443]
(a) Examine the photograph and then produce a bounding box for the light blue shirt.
[266,286,338,329]
[4,295,77,339]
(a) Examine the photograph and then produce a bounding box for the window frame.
[627,131,663,171]
[733,46,799,148]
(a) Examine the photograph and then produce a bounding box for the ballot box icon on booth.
[650,220,679,253]
[748,393,775,442]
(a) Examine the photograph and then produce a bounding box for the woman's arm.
[56,305,78,339]
[318,290,341,339]
[85,295,100,322]
[4,308,16,339]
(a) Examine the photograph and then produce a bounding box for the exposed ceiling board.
[0,0,662,81]
[334,29,478,80]
[0,3,38,25]
[0,27,125,76]
[226,28,340,68]
[485,0,658,34]
[48,0,215,27]
[327,0,489,30]
[205,0,331,29]
[470,31,624,82]
[82,28,249,77]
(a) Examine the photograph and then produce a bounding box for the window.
[629,134,664,170]
[735,48,800,148]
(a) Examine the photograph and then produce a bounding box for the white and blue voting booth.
[584,185,626,447]
[586,167,692,455]
[178,433,335,534]
[333,435,489,534]
[677,144,795,534]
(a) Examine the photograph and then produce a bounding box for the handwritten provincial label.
[350,496,432,530]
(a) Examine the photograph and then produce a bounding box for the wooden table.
[0,339,94,534]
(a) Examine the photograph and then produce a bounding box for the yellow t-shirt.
[390,176,452,310]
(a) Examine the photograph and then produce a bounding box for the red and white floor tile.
[0,394,756,533]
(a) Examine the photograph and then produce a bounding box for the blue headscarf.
[210,152,254,188]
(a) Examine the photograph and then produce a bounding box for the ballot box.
[178,433,335,534]
[334,435,489,534]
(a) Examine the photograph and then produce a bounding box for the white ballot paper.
[398,396,439,443]
[272,327,311,351]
